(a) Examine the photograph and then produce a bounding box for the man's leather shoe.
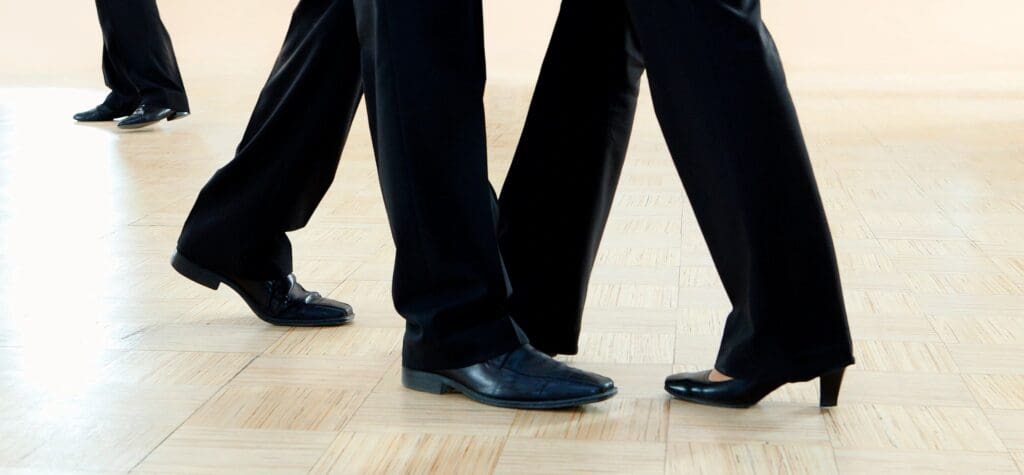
[117,104,188,129]
[402,344,617,409]
[171,251,354,327]
[73,104,133,122]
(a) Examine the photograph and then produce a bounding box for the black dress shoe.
[171,251,353,327]
[664,367,846,409]
[117,104,188,129]
[73,104,133,122]
[402,344,617,409]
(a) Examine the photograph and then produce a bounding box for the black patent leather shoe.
[403,345,617,409]
[73,104,133,122]
[665,368,846,409]
[117,104,188,129]
[171,251,353,327]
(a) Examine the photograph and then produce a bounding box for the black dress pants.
[177,0,523,371]
[93,0,189,112]
[498,0,854,382]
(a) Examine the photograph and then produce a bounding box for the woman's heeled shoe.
[664,367,846,409]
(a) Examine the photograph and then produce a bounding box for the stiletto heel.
[819,368,846,407]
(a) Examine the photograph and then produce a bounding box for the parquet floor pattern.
[1,1,1023,473]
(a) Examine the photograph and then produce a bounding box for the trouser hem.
[716,343,855,383]
[402,315,526,371]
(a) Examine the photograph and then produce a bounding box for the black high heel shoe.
[664,367,846,409]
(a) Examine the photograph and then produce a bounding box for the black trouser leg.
[503,0,853,381]
[178,0,363,279]
[498,0,644,355]
[356,0,523,370]
[94,0,189,112]
[100,44,140,113]
[629,0,852,382]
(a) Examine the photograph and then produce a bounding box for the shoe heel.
[819,368,846,408]
[402,368,452,394]
[170,251,221,290]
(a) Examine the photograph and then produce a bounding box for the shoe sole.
[118,120,163,130]
[117,111,187,129]
[171,251,353,327]
[403,367,618,410]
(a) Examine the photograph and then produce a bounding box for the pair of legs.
[178,0,520,370]
[175,0,615,409]
[75,0,189,128]
[499,0,854,391]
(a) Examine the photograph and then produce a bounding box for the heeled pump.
[664,367,846,409]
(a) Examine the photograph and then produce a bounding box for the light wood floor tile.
[596,247,682,267]
[291,258,362,283]
[843,290,922,317]
[176,298,278,325]
[325,280,397,317]
[587,283,680,310]
[495,438,665,475]
[0,416,184,472]
[824,404,1006,451]
[841,371,977,407]
[668,403,830,444]
[986,410,1024,450]
[1013,451,1024,473]
[566,332,675,364]
[570,363,673,399]
[992,256,1024,285]
[124,324,286,353]
[510,398,669,442]
[847,316,940,342]
[98,298,199,325]
[919,294,1024,318]
[266,327,402,359]
[948,344,1024,375]
[851,340,960,373]
[289,227,388,259]
[668,442,838,475]
[584,309,678,334]
[892,255,1002,274]
[589,265,680,286]
[908,271,1021,296]
[671,335,722,369]
[861,211,967,240]
[834,449,1021,474]
[931,316,1024,345]
[310,432,505,475]
[676,308,728,336]
[841,270,912,291]
[101,350,254,386]
[186,385,364,431]
[135,427,336,474]
[231,355,389,391]
[965,374,1024,409]
[0,469,124,475]
[344,391,515,436]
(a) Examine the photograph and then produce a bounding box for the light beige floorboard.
[2,0,1024,473]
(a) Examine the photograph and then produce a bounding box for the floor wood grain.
[2,0,1023,473]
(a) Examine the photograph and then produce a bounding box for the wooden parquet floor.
[1,1,1023,473]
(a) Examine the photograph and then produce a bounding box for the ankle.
[708,369,733,382]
